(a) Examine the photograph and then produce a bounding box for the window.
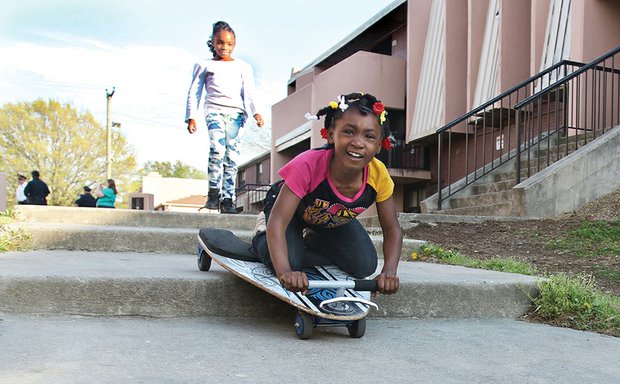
[238,169,246,188]
[495,134,504,151]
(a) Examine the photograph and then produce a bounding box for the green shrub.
[532,273,620,336]
[0,208,31,252]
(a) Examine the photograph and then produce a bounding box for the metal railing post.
[516,110,522,184]
[437,131,443,211]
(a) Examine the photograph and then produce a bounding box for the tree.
[0,99,137,206]
[141,160,206,179]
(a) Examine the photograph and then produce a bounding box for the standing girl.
[251,92,402,295]
[185,21,264,214]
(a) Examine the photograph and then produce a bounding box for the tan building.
[269,0,620,215]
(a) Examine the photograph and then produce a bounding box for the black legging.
[252,213,378,279]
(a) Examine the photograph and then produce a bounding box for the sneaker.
[252,211,266,236]
[205,189,220,209]
[219,198,238,214]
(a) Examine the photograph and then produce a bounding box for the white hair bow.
[337,95,349,111]
[304,112,319,121]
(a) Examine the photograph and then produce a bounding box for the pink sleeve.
[278,150,328,199]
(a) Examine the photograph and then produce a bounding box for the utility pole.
[106,87,115,180]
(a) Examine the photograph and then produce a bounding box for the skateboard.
[197,228,378,339]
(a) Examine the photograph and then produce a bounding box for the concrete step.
[449,190,515,209]
[440,202,514,217]
[531,141,581,158]
[471,179,514,195]
[0,250,540,320]
[10,222,424,261]
[493,171,516,182]
[14,205,258,231]
[11,205,425,259]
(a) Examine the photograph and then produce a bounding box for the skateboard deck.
[197,228,377,338]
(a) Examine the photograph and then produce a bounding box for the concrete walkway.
[2,206,619,383]
[1,314,618,384]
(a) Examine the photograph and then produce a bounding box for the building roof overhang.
[289,0,407,85]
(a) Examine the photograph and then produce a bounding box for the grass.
[420,242,620,337]
[420,243,537,275]
[0,208,31,252]
[530,273,620,337]
[593,265,620,284]
[548,220,620,257]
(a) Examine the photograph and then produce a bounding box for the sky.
[0,0,397,170]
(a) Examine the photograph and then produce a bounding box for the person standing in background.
[185,20,264,214]
[75,186,97,207]
[23,170,50,205]
[96,179,117,208]
[16,174,27,204]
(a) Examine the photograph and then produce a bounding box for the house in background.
[269,0,620,216]
[129,155,272,214]
[137,172,208,212]
[236,151,271,213]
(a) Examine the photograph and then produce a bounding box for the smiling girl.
[185,21,264,214]
[251,93,402,295]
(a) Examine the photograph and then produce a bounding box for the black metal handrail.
[514,46,620,110]
[235,183,270,213]
[436,59,586,210]
[514,45,620,183]
[437,60,585,134]
[378,140,431,170]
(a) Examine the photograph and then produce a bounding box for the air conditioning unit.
[129,193,154,210]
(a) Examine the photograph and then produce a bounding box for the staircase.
[0,205,539,319]
[426,126,620,218]
[426,46,620,218]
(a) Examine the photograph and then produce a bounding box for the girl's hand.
[278,271,308,293]
[187,119,197,134]
[254,114,264,127]
[375,273,399,295]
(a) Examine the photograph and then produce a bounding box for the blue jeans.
[205,112,246,200]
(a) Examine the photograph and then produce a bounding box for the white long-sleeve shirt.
[185,58,261,122]
[16,182,27,202]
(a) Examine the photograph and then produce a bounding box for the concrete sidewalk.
[0,314,618,384]
[3,207,618,383]
[0,250,538,319]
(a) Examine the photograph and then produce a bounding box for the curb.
[0,250,539,319]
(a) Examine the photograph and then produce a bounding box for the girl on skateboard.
[252,92,402,295]
[185,21,265,214]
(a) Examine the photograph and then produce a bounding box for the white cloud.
[0,38,274,170]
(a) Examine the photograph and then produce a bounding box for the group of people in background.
[16,171,50,206]
[74,179,118,208]
[16,171,117,209]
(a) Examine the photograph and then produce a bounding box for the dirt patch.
[403,189,620,296]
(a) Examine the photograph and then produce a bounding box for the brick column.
[0,172,6,211]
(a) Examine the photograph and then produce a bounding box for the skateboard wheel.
[294,311,314,340]
[197,249,212,271]
[347,317,366,338]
